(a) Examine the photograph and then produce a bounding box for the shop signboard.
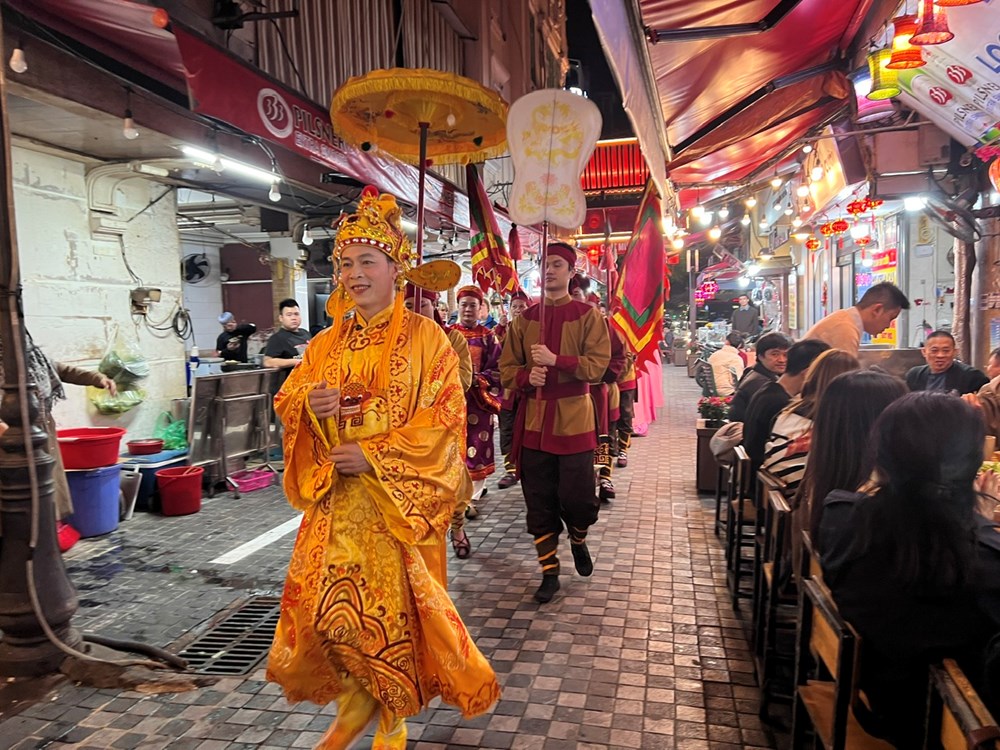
[172,28,468,227]
[802,127,847,214]
[895,1,1000,152]
[787,271,798,331]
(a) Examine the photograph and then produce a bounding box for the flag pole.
[413,121,429,312]
[536,220,548,400]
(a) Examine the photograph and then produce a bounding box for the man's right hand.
[308,382,341,419]
[528,366,548,387]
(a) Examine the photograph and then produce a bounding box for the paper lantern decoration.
[936,0,983,5]
[846,200,868,216]
[887,15,925,69]
[831,219,850,234]
[853,74,896,123]
[856,236,872,247]
[507,89,602,230]
[867,48,901,100]
[805,237,822,251]
[701,281,719,297]
[911,0,954,45]
[820,222,835,236]
[587,245,602,265]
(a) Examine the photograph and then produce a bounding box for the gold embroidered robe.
[266,305,499,718]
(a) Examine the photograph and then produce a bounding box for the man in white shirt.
[707,332,745,396]
[803,282,909,356]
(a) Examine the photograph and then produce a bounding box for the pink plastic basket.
[230,468,275,493]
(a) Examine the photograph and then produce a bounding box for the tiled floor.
[0,365,776,749]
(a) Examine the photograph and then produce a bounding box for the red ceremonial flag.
[467,163,521,294]
[610,181,665,367]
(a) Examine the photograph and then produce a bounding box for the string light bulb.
[718,206,730,220]
[802,144,813,154]
[122,87,139,140]
[672,237,685,250]
[811,166,825,182]
[8,46,26,74]
[796,185,810,198]
[708,226,722,241]
[770,177,783,189]
[268,182,281,202]
[740,215,751,226]
[745,196,757,208]
[302,226,314,246]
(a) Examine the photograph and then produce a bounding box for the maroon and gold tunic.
[500,296,611,455]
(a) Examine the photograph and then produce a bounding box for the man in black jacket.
[728,332,791,422]
[906,330,989,395]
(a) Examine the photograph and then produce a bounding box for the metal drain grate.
[176,596,280,675]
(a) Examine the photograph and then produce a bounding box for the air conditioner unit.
[917,123,951,167]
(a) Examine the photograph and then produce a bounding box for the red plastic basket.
[230,468,275,493]
[57,427,127,469]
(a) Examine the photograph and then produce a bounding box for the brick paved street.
[0,366,775,749]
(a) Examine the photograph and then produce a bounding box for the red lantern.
[820,222,835,236]
[846,200,868,216]
[587,245,601,265]
[886,14,925,70]
[911,0,954,45]
[936,0,983,4]
[805,237,822,251]
[990,158,1000,193]
[856,236,872,247]
[864,197,884,211]
[702,281,719,297]
[831,219,850,234]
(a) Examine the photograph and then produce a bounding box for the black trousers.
[521,448,599,537]
[498,407,515,456]
[618,388,636,442]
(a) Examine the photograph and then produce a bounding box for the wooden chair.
[752,489,796,716]
[791,577,894,750]
[724,446,755,610]
[752,469,790,634]
[714,458,731,537]
[926,659,1000,750]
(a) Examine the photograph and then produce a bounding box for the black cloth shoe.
[534,575,561,603]
[599,478,615,502]
[571,542,593,577]
[616,450,628,468]
[497,472,518,489]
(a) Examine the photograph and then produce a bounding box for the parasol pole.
[536,220,549,400]
[413,121,429,312]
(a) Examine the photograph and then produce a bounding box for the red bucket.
[57,427,127,469]
[155,466,203,516]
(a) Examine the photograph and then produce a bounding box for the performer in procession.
[267,188,499,749]
[500,243,611,603]
[496,290,531,490]
[451,285,502,518]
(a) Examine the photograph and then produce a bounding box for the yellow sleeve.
[274,328,339,512]
[448,328,474,391]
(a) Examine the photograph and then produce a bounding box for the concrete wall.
[12,145,186,442]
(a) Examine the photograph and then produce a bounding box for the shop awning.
[6,0,472,228]
[591,0,878,189]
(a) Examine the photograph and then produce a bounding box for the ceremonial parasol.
[331,68,509,271]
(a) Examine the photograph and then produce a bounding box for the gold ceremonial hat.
[333,186,413,270]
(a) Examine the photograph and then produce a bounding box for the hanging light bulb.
[745,196,757,208]
[740,214,751,226]
[770,177,783,189]
[911,0,954,45]
[792,216,803,228]
[758,219,768,230]
[708,226,722,241]
[122,111,139,140]
[801,204,812,213]
[690,204,705,220]
[810,166,825,182]
[796,184,810,198]
[672,237,685,250]
[802,144,813,154]
[718,206,730,220]
[302,226,314,246]
[8,46,27,74]
[699,211,713,226]
[783,204,794,216]
[746,263,761,276]
[268,182,281,202]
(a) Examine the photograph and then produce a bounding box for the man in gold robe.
[267,188,499,749]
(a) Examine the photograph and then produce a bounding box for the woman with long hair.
[819,392,1000,746]
[762,349,860,491]
[797,370,907,541]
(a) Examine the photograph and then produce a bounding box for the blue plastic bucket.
[65,465,122,538]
